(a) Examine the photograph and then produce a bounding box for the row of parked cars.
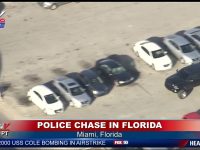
[27,26,200,115]
[133,27,200,119]
[133,27,200,71]
[27,58,136,115]
[132,27,200,100]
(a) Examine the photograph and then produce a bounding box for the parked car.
[184,28,200,49]
[53,76,92,108]
[163,34,200,64]
[38,2,69,10]
[0,3,5,17]
[133,40,172,71]
[79,69,109,97]
[96,58,135,86]
[27,85,64,115]
[165,63,200,99]
[182,109,200,119]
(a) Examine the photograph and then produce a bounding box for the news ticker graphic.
[0,18,5,28]
[1,120,200,147]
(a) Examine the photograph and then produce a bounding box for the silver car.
[38,2,69,10]
[163,34,200,64]
[0,3,5,17]
[184,28,200,49]
[53,76,92,108]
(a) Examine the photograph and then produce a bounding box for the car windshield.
[178,69,189,79]
[70,86,85,96]
[152,49,166,58]
[181,44,194,53]
[112,66,126,75]
[192,33,200,41]
[90,76,104,85]
[44,94,58,104]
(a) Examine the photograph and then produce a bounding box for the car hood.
[47,100,63,110]
[183,50,200,59]
[153,55,172,65]
[113,71,133,82]
[73,93,91,102]
[165,74,183,88]
[90,83,108,92]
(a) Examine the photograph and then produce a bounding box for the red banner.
[1,120,200,132]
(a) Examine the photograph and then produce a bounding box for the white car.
[53,76,92,108]
[184,28,200,49]
[163,34,200,64]
[133,40,172,71]
[27,85,64,115]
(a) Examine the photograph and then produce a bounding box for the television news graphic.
[0,18,5,28]
[0,120,200,147]
[0,122,10,136]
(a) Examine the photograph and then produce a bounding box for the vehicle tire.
[180,58,185,64]
[50,4,57,10]
[178,90,188,99]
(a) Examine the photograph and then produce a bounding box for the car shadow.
[175,30,189,41]
[108,54,140,81]
[147,36,178,67]
[186,88,193,99]
[0,82,11,95]
[44,81,69,111]
[175,30,186,36]
[66,72,96,103]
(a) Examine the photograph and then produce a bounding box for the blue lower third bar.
[0,139,188,147]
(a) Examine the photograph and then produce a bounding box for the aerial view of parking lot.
[1,2,200,120]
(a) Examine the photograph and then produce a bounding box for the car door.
[33,91,45,109]
[187,73,200,87]
[140,46,152,65]
[58,82,71,102]
[168,40,182,58]
[80,75,93,93]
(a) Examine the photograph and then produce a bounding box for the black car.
[79,69,109,97]
[165,63,200,99]
[96,58,135,86]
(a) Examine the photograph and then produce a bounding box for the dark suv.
[165,63,200,99]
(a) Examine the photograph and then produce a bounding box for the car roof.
[165,34,189,46]
[182,63,200,74]
[81,69,97,79]
[56,76,79,88]
[139,41,162,51]
[98,58,119,67]
[31,85,53,95]
[184,28,200,35]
